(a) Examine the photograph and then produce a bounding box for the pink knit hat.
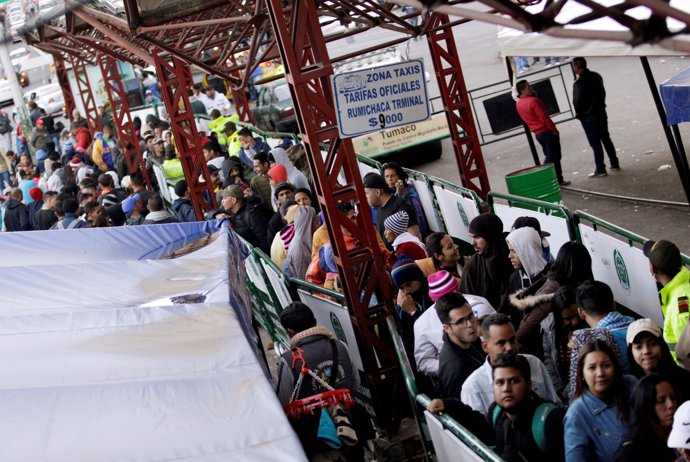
[428,270,458,301]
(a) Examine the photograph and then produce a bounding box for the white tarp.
[0,222,307,462]
[497,0,690,58]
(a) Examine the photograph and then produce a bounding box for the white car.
[0,79,14,106]
[25,83,65,115]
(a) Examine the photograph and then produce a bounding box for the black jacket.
[266,211,284,245]
[613,430,677,462]
[4,199,32,231]
[491,394,565,462]
[34,208,58,231]
[230,195,270,252]
[573,69,607,118]
[437,334,486,399]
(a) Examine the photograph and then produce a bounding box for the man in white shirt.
[461,313,560,416]
[414,289,495,377]
[200,86,231,116]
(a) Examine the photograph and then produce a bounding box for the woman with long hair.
[381,161,429,237]
[416,232,463,280]
[541,285,587,394]
[564,340,636,461]
[613,374,678,462]
[626,318,690,404]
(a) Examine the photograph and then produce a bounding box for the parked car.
[250,80,297,133]
[25,83,65,115]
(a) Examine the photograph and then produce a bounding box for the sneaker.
[610,166,621,171]
[559,180,571,186]
[588,171,608,177]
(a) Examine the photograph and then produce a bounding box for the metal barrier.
[574,211,674,325]
[404,168,446,234]
[488,191,576,258]
[386,317,503,462]
[427,177,483,246]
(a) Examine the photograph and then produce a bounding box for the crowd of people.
[1,77,689,462]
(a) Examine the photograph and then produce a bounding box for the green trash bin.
[505,164,562,205]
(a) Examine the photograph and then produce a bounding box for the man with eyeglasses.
[461,313,560,416]
[435,292,487,400]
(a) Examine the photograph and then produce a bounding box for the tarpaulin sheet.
[0,222,307,461]
[497,0,690,58]
[661,66,690,126]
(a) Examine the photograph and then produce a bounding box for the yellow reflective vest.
[660,265,690,360]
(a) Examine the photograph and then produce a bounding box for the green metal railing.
[386,316,504,462]
[574,211,690,267]
[489,191,577,241]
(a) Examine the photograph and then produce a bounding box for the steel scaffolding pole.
[152,49,218,220]
[69,56,102,134]
[427,13,491,200]
[52,56,76,122]
[98,55,152,189]
[266,0,400,431]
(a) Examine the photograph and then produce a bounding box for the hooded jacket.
[230,195,270,252]
[506,227,548,291]
[508,277,560,358]
[4,199,32,231]
[172,198,196,223]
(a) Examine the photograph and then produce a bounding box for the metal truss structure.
[266,0,399,429]
[23,0,690,429]
[426,12,491,199]
[98,54,152,188]
[69,56,102,133]
[152,49,218,220]
[52,56,76,122]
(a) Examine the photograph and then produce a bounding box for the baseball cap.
[219,185,242,199]
[626,318,662,345]
[207,164,219,174]
[668,401,690,449]
[276,137,293,148]
[643,240,682,276]
[512,216,550,237]
[36,118,44,127]
[153,137,164,144]
[363,173,390,192]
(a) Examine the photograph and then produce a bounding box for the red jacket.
[516,95,557,136]
[74,127,92,150]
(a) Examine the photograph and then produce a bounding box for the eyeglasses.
[447,312,476,328]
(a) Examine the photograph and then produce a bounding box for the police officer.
[644,239,690,361]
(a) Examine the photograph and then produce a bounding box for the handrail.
[291,278,346,303]
[574,210,690,266]
[415,394,505,462]
[489,191,577,240]
[428,175,484,218]
[235,121,301,145]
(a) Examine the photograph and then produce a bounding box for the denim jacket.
[563,375,636,462]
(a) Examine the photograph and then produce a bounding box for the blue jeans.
[0,170,10,190]
[580,113,619,172]
[536,130,564,183]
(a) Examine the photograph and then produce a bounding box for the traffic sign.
[331,59,430,138]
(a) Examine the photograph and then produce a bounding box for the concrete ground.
[417,56,690,255]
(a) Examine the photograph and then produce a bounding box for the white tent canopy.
[497,0,690,57]
[0,222,307,462]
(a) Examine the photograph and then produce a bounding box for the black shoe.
[559,180,571,186]
[610,166,621,171]
[588,171,608,177]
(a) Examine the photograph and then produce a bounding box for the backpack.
[492,402,558,454]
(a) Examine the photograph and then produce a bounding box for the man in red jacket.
[515,80,569,186]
